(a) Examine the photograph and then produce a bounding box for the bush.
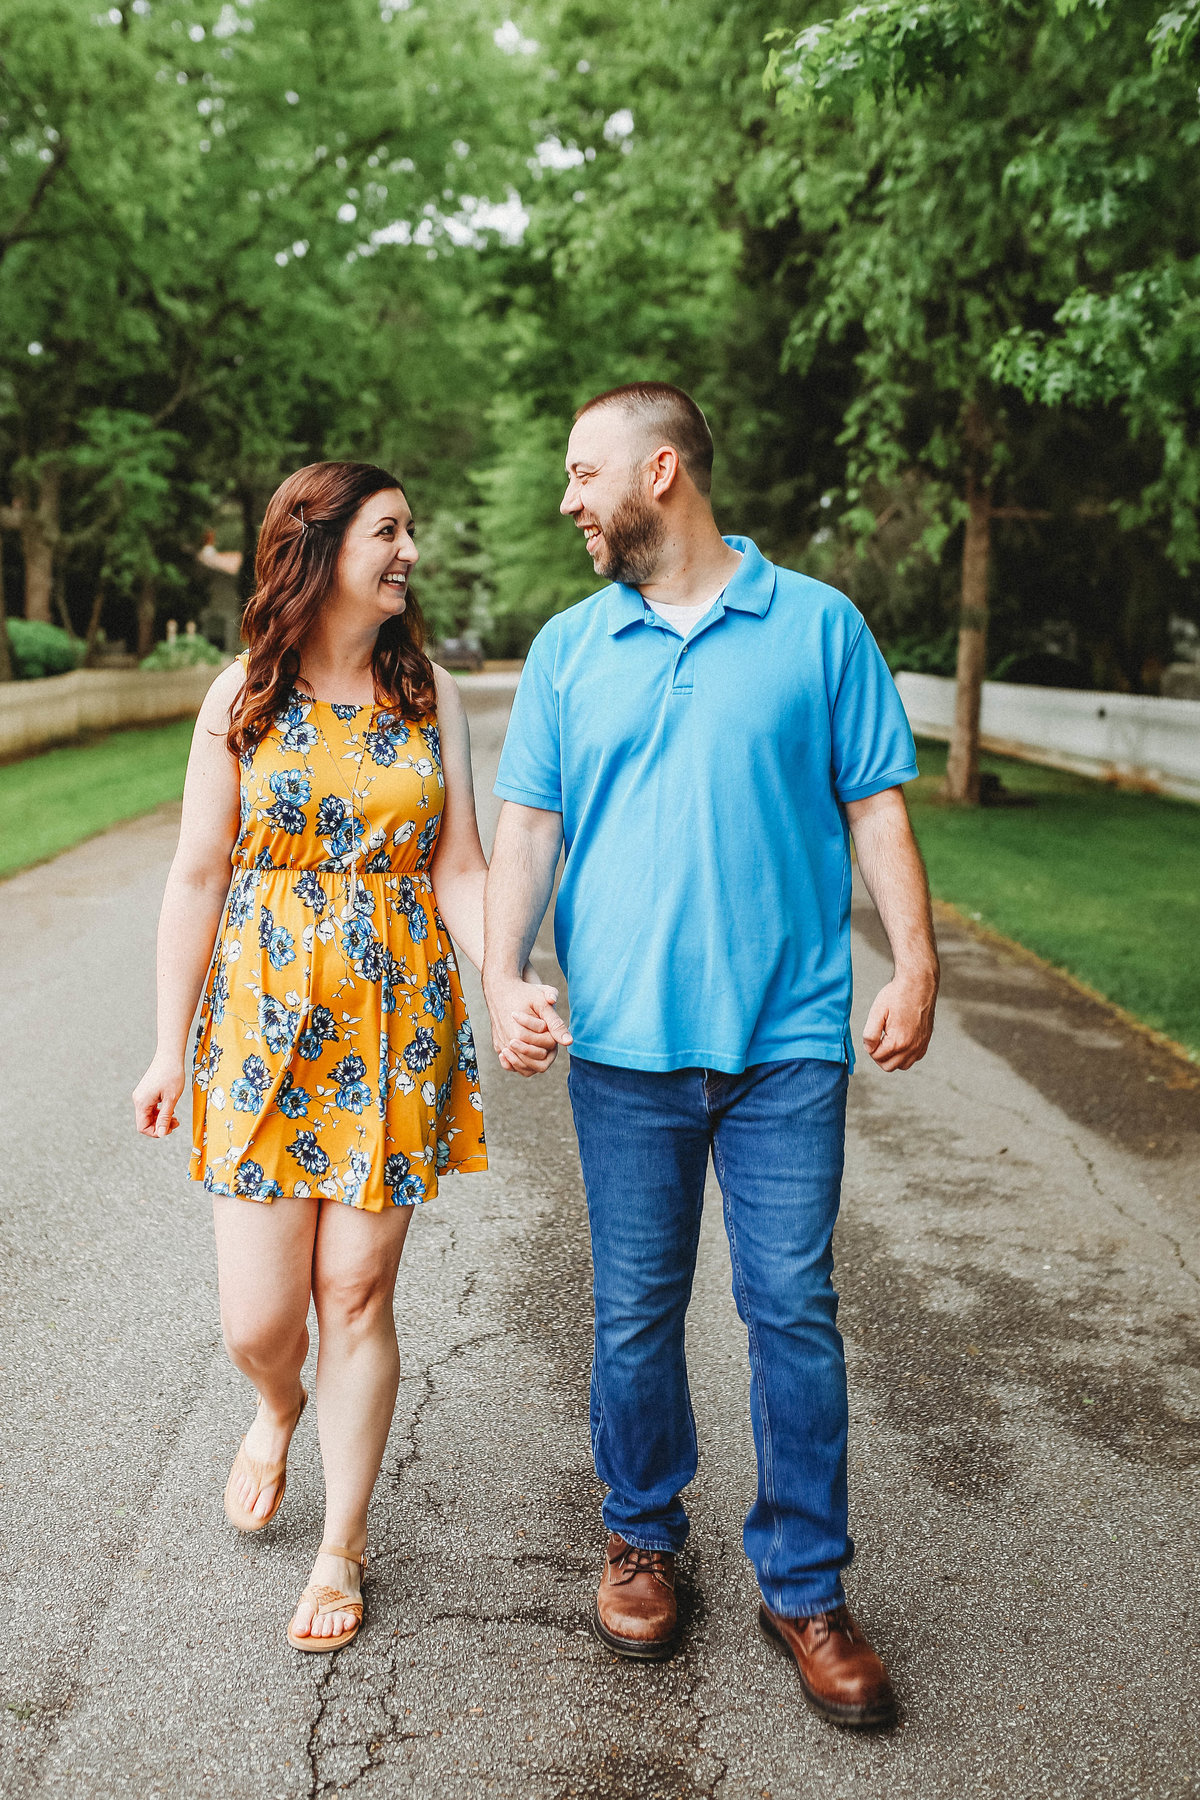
[6,619,86,679]
[881,629,959,678]
[140,635,227,671]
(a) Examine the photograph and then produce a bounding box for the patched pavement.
[0,680,1196,1799]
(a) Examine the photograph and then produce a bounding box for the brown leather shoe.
[759,1602,897,1729]
[593,1533,678,1660]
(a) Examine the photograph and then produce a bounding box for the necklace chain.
[314,696,376,908]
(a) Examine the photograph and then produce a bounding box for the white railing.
[895,672,1200,803]
[0,664,228,761]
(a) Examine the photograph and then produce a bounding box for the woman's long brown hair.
[227,461,437,759]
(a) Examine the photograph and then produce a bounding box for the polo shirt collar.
[604,536,776,636]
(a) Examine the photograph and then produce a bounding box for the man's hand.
[484,972,573,1077]
[862,974,937,1071]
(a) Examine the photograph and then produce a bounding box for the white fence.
[0,665,226,762]
[896,671,1200,804]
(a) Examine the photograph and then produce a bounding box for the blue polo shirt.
[493,538,918,1073]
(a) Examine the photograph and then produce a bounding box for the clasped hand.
[484,972,573,1077]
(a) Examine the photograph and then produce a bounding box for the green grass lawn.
[907,738,1200,1060]
[0,717,195,879]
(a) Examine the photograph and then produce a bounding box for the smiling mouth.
[583,526,602,553]
[381,572,407,588]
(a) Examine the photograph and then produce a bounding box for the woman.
[133,461,558,1651]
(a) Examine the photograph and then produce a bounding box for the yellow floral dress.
[189,674,486,1210]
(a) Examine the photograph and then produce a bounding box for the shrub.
[140,636,227,671]
[6,619,86,679]
[881,629,959,678]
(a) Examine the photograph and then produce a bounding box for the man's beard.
[590,485,666,586]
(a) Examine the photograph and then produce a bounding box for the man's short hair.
[574,382,714,497]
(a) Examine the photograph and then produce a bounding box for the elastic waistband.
[229,861,433,881]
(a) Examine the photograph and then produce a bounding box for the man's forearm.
[483,803,563,983]
[846,789,939,986]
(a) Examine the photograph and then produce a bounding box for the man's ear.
[647,445,681,499]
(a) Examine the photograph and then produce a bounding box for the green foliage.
[6,619,85,679]
[475,397,598,650]
[470,0,841,635]
[881,630,959,678]
[0,0,538,639]
[765,0,1004,106]
[1148,0,1200,61]
[991,260,1200,567]
[2,0,1198,684]
[765,0,1200,576]
[408,508,493,645]
[140,635,227,670]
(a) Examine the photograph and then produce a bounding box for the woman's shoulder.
[196,655,248,730]
[429,661,462,720]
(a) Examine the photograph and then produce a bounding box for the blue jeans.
[567,1054,853,1619]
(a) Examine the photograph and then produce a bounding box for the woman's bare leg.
[213,1192,319,1519]
[290,1198,415,1640]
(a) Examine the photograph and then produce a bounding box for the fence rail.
[896,671,1200,804]
[0,665,227,761]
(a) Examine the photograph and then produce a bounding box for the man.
[483,383,938,1730]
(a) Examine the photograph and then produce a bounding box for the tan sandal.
[223,1386,307,1533]
[287,1543,366,1653]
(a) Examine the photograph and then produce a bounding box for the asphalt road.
[1,679,1197,1800]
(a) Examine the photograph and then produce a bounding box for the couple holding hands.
[133,382,938,1731]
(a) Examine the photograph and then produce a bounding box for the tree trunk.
[83,585,107,663]
[136,575,158,659]
[19,465,61,624]
[21,520,54,623]
[237,485,259,603]
[52,564,74,637]
[942,418,994,805]
[0,542,13,682]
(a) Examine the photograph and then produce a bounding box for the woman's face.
[333,487,418,623]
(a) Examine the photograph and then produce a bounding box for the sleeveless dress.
[189,673,487,1210]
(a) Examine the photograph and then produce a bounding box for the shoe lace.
[610,1544,672,1584]
[804,1605,858,1647]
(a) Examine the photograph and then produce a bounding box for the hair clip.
[294,504,309,536]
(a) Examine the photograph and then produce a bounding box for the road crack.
[1065,1135,1200,1293]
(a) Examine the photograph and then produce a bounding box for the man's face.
[561,408,665,586]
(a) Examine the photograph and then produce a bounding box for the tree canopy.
[2,0,1198,720]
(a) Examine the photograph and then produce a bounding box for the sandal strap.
[231,1386,307,1484]
[230,1440,287,1486]
[319,1542,367,1569]
[301,1582,363,1621]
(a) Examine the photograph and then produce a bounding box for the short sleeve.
[493,633,563,812]
[830,623,919,803]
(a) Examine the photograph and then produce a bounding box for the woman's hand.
[133,1055,186,1138]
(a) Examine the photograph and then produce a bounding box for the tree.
[766,0,1200,798]
[468,0,859,643]
[0,0,539,642]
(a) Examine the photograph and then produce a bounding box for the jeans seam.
[591,1362,605,1464]
[715,1134,784,1587]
